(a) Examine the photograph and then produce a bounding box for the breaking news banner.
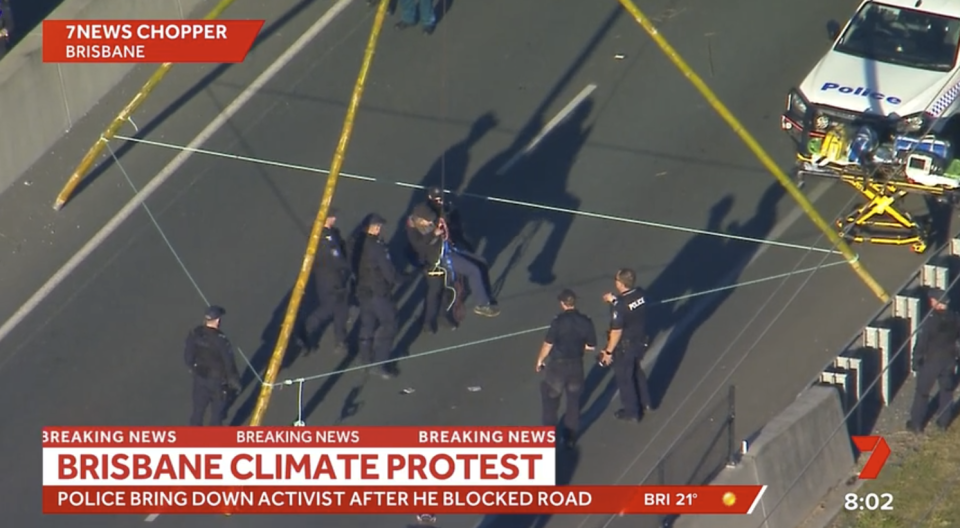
[40,20,264,63]
[42,427,767,515]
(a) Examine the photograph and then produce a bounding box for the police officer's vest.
[192,329,227,380]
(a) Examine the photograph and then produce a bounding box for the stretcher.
[795,126,960,254]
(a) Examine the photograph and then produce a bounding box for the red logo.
[851,436,890,479]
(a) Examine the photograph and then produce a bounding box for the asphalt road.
[0,0,932,527]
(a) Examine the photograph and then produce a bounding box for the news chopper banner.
[42,427,766,516]
[40,20,264,63]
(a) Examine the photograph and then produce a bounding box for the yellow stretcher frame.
[796,166,956,254]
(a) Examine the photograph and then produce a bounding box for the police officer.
[408,202,500,318]
[183,306,241,426]
[599,268,654,422]
[907,287,960,433]
[296,207,351,355]
[536,289,597,448]
[354,213,400,379]
[425,186,472,252]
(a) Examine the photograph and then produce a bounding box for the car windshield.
[834,1,960,72]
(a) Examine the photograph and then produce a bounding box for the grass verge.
[829,424,960,528]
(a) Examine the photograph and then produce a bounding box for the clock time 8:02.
[844,493,893,511]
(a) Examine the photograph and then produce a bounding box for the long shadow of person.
[645,183,784,405]
[228,288,314,425]
[576,184,785,433]
[385,113,500,356]
[458,100,593,299]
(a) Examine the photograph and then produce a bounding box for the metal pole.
[727,385,736,466]
[616,0,889,303]
[53,0,242,210]
[246,0,390,426]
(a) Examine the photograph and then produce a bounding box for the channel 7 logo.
[852,436,891,479]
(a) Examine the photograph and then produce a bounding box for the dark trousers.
[449,252,490,306]
[910,358,957,429]
[540,358,584,436]
[358,295,397,365]
[190,377,226,426]
[424,274,457,329]
[302,288,349,346]
[399,0,435,27]
[613,344,652,417]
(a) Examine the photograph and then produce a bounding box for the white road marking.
[0,0,355,350]
[111,135,841,256]
[0,0,355,521]
[496,83,598,175]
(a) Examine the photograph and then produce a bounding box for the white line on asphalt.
[0,0,355,521]
[496,83,598,175]
[472,180,838,528]
[111,135,842,256]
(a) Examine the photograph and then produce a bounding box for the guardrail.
[814,235,960,435]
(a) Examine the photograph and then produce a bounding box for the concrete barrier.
[674,386,854,528]
[0,0,206,194]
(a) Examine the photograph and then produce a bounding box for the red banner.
[43,485,766,515]
[41,20,263,63]
[41,426,558,448]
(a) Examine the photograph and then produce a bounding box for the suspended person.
[183,306,241,426]
[407,206,463,332]
[408,202,500,320]
[424,186,474,252]
[907,287,960,433]
[535,289,597,449]
[295,206,351,356]
[598,268,654,422]
[352,213,400,379]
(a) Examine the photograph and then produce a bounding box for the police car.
[781,0,960,187]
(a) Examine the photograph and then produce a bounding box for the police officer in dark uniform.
[907,287,960,433]
[353,213,400,379]
[183,306,241,426]
[536,289,597,448]
[599,268,653,422]
[425,186,473,252]
[296,207,351,355]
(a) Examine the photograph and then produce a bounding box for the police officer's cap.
[204,305,226,321]
[929,287,950,305]
[412,203,438,223]
[367,213,387,226]
[427,187,444,200]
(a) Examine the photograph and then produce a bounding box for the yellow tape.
[247,0,390,426]
[616,0,889,303]
[53,0,241,211]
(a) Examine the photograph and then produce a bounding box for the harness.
[426,239,459,311]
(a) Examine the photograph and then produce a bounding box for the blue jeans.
[449,253,490,306]
[399,0,435,27]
